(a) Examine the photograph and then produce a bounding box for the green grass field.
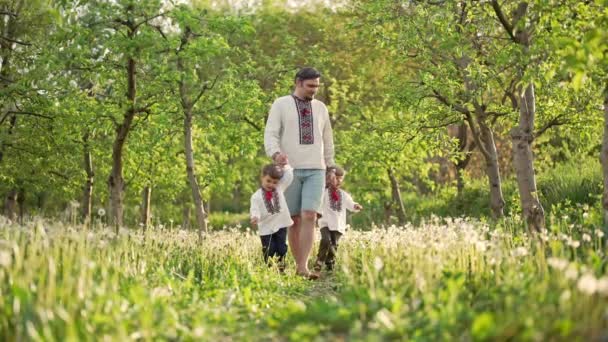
[1,216,607,341]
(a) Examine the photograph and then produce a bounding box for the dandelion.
[560,290,571,302]
[597,277,608,296]
[373,257,384,271]
[577,273,598,295]
[475,241,487,252]
[582,233,591,242]
[98,208,106,217]
[565,264,579,280]
[512,246,528,257]
[151,286,172,299]
[0,251,11,267]
[567,239,581,248]
[374,309,395,330]
[547,257,569,271]
[595,229,605,238]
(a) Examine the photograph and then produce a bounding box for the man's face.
[261,175,280,191]
[296,78,320,99]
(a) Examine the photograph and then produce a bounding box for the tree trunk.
[383,201,393,224]
[178,43,208,239]
[601,88,608,230]
[17,188,25,224]
[182,204,191,230]
[457,57,505,218]
[387,167,406,225]
[140,186,152,230]
[512,82,545,231]
[37,192,46,215]
[0,3,19,163]
[490,0,544,231]
[183,108,207,238]
[4,189,18,221]
[478,120,505,218]
[82,132,94,225]
[108,56,137,230]
[454,123,474,196]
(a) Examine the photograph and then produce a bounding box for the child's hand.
[250,217,259,225]
[354,204,363,211]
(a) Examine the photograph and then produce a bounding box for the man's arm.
[323,110,335,167]
[264,100,282,158]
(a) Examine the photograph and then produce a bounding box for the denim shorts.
[284,169,326,216]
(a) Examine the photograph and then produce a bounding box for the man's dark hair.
[261,164,284,180]
[295,67,321,82]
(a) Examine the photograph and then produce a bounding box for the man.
[264,67,335,279]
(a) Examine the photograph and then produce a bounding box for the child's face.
[329,175,344,188]
[261,175,280,191]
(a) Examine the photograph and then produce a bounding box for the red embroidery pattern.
[262,189,281,214]
[329,189,342,212]
[293,95,314,145]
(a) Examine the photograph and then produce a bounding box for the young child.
[250,163,294,271]
[314,166,363,271]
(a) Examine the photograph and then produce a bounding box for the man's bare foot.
[296,270,320,280]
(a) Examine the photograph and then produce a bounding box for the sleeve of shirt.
[250,194,261,220]
[322,108,335,168]
[344,191,360,212]
[264,100,282,158]
[278,165,294,192]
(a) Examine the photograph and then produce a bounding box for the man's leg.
[296,170,325,275]
[296,210,317,274]
[288,216,301,262]
[284,171,302,269]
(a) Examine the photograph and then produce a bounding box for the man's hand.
[354,204,363,211]
[250,217,259,225]
[272,152,288,166]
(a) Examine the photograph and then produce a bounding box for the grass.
[1,214,607,341]
[349,158,604,227]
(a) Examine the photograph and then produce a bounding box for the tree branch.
[242,116,261,131]
[193,74,221,107]
[0,35,31,46]
[0,11,17,17]
[134,11,171,31]
[490,0,517,42]
[431,89,471,115]
[0,111,53,125]
[534,115,569,139]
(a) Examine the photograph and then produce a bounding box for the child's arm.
[250,194,261,225]
[344,191,363,212]
[277,165,294,192]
